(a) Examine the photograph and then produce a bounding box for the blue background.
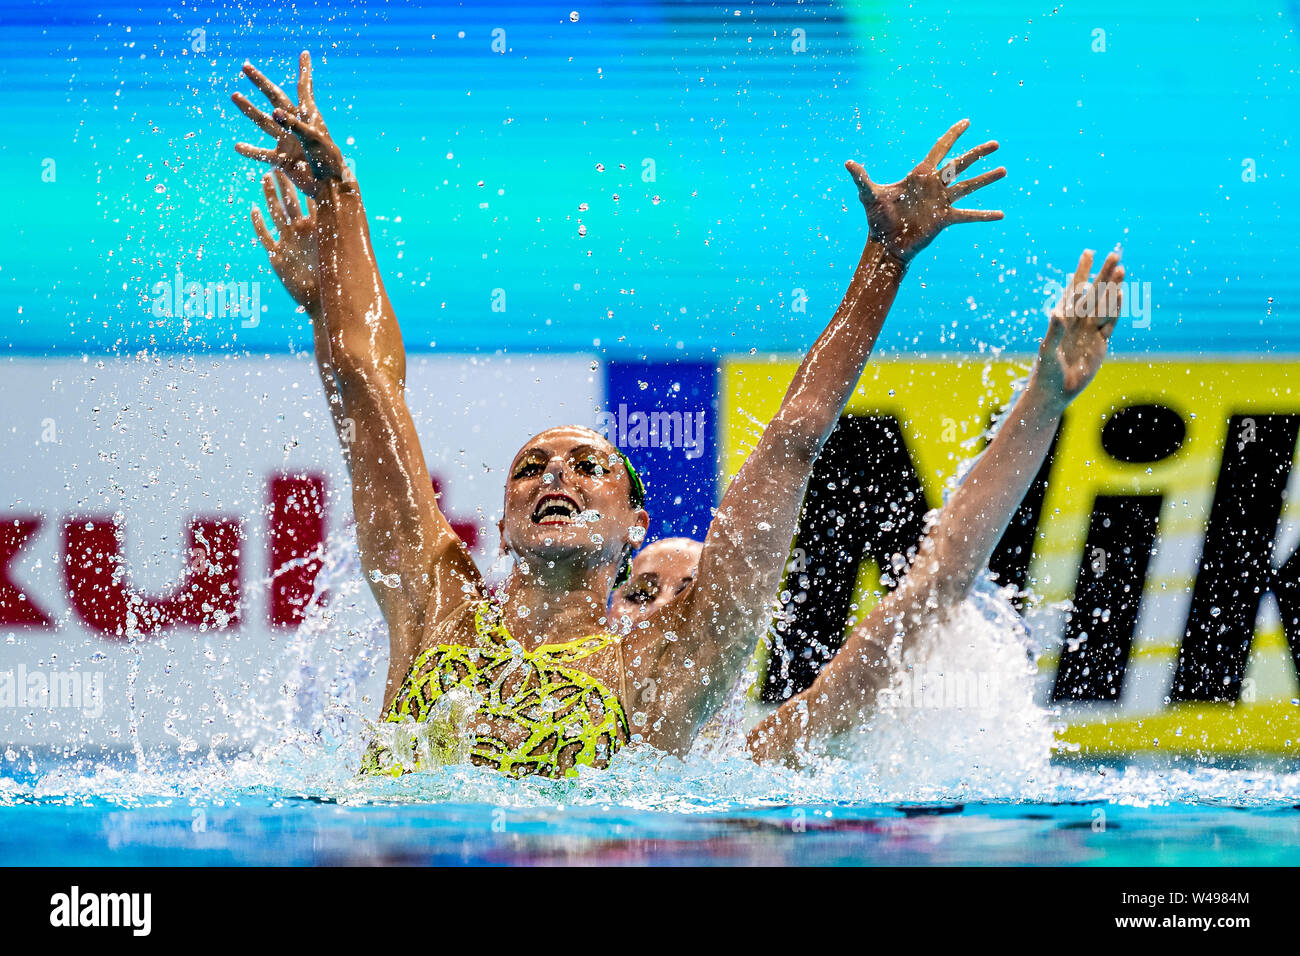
[0,0,1295,359]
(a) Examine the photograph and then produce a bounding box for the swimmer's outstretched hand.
[251,169,320,313]
[845,118,1005,263]
[233,51,349,197]
[1031,247,1126,411]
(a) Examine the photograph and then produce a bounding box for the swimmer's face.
[500,426,648,576]
[609,537,703,623]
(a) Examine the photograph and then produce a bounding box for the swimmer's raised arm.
[234,53,483,679]
[648,120,1006,745]
[747,247,1125,763]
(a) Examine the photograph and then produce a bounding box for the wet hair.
[613,449,645,586]
[617,448,647,509]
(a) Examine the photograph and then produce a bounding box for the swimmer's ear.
[497,517,508,556]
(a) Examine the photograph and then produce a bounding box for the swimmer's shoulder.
[621,589,695,666]
[417,595,485,654]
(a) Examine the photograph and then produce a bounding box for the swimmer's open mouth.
[532,492,583,525]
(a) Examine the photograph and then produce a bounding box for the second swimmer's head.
[499,425,649,585]
[609,536,704,623]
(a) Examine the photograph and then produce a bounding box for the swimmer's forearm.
[315,180,407,387]
[769,240,906,451]
[749,381,1064,763]
[670,242,907,730]
[305,301,354,467]
[747,578,912,762]
[895,374,1062,613]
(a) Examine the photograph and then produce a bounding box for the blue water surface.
[4,751,1300,865]
[4,797,1299,866]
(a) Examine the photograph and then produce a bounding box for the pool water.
[4,752,1299,866]
[5,795,1300,867]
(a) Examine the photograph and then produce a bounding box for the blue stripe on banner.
[602,361,717,541]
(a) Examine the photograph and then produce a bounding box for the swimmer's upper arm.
[650,418,821,740]
[310,180,485,676]
[334,359,485,677]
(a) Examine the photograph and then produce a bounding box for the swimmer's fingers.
[273,108,328,148]
[297,51,318,115]
[250,205,277,252]
[262,173,289,231]
[924,118,971,167]
[944,140,998,178]
[1069,249,1125,326]
[231,91,283,139]
[842,159,883,210]
[1071,249,1095,292]
[947,165,1006,201]
[1091,258,1125,332]
[242,61,294,111]
[1099,266,1126,339]
[946,207,1004,224]
[234,142,283,167]
[844,160,878,201]
[304,196,317,222]
[275,168,304,221]
[1058,248,1095,316]
[1094,247,1122,288]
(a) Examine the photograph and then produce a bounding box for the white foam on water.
[824,585,1060,802]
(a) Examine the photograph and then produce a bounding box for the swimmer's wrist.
[317,172,362,203]
[864,238,909,276]
[1024,372,1069,419]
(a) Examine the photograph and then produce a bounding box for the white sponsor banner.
[0,354,601,750]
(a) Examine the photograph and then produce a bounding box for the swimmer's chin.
[510,525,607,562]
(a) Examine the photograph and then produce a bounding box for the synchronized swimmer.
[235,52,1125,778]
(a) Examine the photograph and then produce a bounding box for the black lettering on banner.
[763,415,929,701]
[1173,413,1300,701]
[1052,403,1183,701]
[764,412,1060,701]
[1051,494,1162,701]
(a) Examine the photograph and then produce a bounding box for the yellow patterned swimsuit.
[363,602,630,779]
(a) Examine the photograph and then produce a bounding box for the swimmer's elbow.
[760,416,823,468]
[897,537,980,616]
[331,346,402,397]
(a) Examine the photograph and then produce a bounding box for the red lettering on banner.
[62,516,242,639]
[0,517,54,627]
[268,473,326,628]
[6,473,480,640]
